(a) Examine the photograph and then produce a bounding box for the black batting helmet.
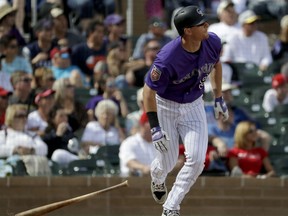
[174,6,207,36]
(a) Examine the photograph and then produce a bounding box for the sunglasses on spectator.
[247,128,257,134]
[147,46,160,51]
[60,53,70,59]
[7,44,18,49]
[20,77,32,83]
[65,84,74,88]
[14,113,27,119]
[47,77,56,82]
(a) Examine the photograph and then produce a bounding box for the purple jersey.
[145,32,222,103]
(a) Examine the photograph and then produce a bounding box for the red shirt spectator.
[228,147,267,176]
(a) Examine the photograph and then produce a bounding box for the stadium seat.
[74,87,98,106]
[67,159,107,176]
[90,145,120,175]
[272,156,288,177]
[230,62,271,94]
[120,86,140,113]
[268,145,288,165]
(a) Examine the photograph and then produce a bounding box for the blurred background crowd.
[0,0,288,179]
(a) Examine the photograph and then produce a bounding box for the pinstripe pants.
[151,95,208,211]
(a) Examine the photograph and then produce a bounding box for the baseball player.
[143,6,229,216]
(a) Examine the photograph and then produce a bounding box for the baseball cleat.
[151,181,167,204]
[162,209,180,216]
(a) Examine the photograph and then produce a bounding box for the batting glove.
[151,126,169,153]
[214,96,229,121]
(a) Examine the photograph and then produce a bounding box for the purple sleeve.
[145,60,169,94]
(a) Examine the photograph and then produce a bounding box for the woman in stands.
[228,121,275,178]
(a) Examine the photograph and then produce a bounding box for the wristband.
[146,112,160,128]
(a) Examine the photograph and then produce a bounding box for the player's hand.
[214,96,229,121]
[151,126,169,153]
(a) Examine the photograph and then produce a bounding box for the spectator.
[0,56,13,91]
[164,7,182,39]
[50,46,83,87]
[22,18,57,69]
[9,70,34,110]
[204,142,228,173]
[0,3,26,47]
[125,38,161,88]
[281,61,288,78]
[26,89,55,136]
[0,34,32,75]
[85,76,129,121]
[271,14,288,61]
[32,67,55,92]
[52,78,88,132]
[41,104,79,166]
[0,86,11,128]
[71,20,107,86]
[132,17,172,60]
[119,112,156,177]
[104,13,131,60]
[221,10,272,71]
[105,42,128,79]
[81,99,125,155]
[125,87,144,136]
[208,0,240,45]
[0,104,48,158]
[262,73,288,113]
[11,0,25,36]
[208,106,236,157]
[228,121,275,178]
[50,7,84,48]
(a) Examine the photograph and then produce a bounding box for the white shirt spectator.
[262,89,288,112]
[26,110,48,133]
[208,22,240,44]
[81,121,120,153]
[221,30,272,68]
[119,133,156,177]
[0,70,13,92]
[0,128,48,158]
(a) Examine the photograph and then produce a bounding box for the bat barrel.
[15,180,128,216]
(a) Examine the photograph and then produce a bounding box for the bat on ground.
[15,180,129,216]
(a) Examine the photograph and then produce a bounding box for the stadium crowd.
[0,0,288,178]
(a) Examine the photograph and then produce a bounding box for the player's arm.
[143,83,169,153]
[210,61,229,121]
[143,83,159,127]
[210,61,223,98]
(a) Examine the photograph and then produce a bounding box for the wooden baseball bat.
[15,180,129,216]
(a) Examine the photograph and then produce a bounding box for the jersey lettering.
[173,63,215,85]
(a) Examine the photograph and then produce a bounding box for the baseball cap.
[0,3,16,21]
[281,15,288,29]
[139,112,148,125]
[35,89,55,104]
[104,14,125,26]
[34,18,53,32]
[0,87,12,96]
[50,47,70,59]
[217,0,234,16]
[50,7,64,18]
[149,17,167,28]
[272,74,287,89]
[238,10,259,25]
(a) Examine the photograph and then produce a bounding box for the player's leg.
[150,96,180,204]
[163,97,208,212]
